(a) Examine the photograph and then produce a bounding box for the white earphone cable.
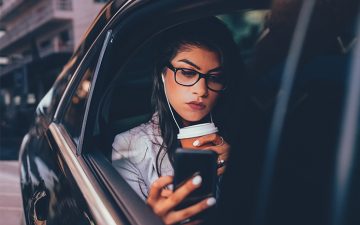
[162,76,181,130]
[162,75,215,129]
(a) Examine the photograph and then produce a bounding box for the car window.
[61,45,103,145]
[91,10,267,160]
[62,64,95,144]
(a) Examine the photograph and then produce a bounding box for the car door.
[21,29,115,225]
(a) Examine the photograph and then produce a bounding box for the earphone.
[160,72,213,129]
[161,72,180,129]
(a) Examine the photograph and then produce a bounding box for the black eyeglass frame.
[166,63,227,92]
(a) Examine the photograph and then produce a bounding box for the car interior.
[96,39,156,160]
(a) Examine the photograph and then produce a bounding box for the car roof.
[71,0,270,64]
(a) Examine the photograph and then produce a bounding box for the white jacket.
[112,113,173,200]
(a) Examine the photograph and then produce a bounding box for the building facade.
[0,0,108,149]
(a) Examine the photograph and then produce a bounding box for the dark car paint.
[19,129,95,224]
[19,31,129,225]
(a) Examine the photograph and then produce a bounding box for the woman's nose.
[191,78,208,97]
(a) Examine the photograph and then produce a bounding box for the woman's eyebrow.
[178,59,201,70]
[178,59,222,72]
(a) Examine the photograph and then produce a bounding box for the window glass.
[62,56,98,145]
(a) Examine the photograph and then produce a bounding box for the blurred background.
[0,0,109,160]
[0,2,110,224]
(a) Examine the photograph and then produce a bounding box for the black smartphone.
[173,148,218,210]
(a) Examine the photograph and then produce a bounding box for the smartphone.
[173,148,218,210]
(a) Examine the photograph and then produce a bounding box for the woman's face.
[163,45,221,126]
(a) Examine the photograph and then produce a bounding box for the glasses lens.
[174,67,227,91]
[207,74,226,91]
[175,68,199,85]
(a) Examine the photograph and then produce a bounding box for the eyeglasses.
[166,63,227,92]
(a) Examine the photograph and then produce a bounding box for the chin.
[181,112,208,123]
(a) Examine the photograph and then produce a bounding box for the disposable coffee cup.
[177,123,219,149]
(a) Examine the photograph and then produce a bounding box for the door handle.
[29,189,48,225]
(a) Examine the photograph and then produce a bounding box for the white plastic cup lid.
[177,123,218,139]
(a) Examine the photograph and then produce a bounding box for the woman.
[112,17,241,224]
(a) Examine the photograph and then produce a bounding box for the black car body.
[18,0,360,225]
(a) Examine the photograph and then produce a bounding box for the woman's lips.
[187,101,206,110]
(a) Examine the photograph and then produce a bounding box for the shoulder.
[113,119,158,147]
[112,115,162,161]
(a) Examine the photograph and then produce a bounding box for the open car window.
[94,10,268,160]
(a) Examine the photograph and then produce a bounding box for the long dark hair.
[151,17,243,176]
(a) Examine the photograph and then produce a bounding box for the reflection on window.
[62,66,95,145]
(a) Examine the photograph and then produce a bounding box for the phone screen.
[173,148,218,209]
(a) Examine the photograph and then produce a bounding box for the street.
[0,136,23,225]
[0,160,22,225]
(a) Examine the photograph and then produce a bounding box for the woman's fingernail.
[192,175,202,185]
[193,140,200,146]
[168,184,174,191]
[207,197,216,206]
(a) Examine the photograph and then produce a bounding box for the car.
[18,0,360,224]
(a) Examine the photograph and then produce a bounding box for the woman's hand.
[147,175,216,225]
[192,134,230,175]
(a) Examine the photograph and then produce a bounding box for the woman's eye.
[180,69,198,76]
